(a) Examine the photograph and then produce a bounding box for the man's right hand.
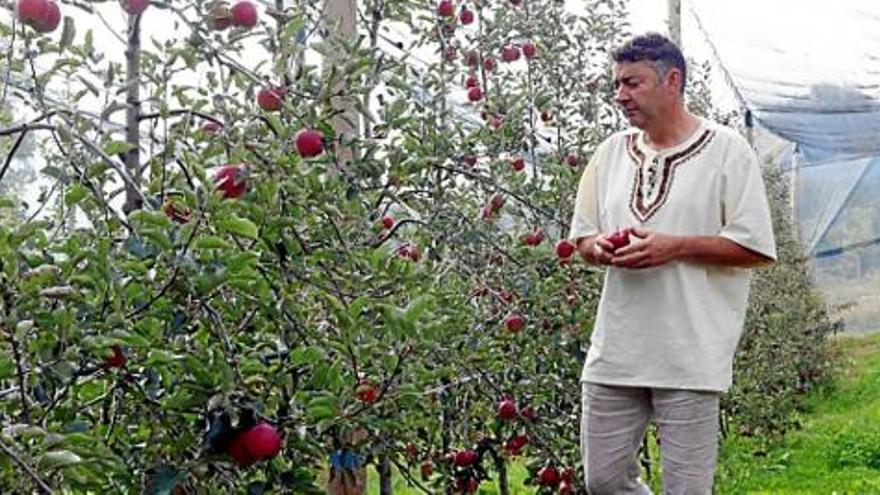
[576,235,615,266]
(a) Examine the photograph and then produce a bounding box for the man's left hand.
[610,227,681,269]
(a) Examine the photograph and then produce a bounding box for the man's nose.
[615,85,629,103]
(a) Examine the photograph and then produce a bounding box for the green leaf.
[0,197,16,209]
[103,140,137,156]
[40,450,82,469]
[64,184,90,207]
[216,215,259,239]
[12,220,51,245]
[129,210,173,229]
[305,394,339,422]
[194,236,233,250]
[60,17,75,50]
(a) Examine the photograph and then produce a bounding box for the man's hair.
[612,33,687,94]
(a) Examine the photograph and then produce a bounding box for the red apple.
[555,239,575,259]
[497,399,517,420]
[541,109,553,122]
[16,0,48,26]
[489,193,505,211]
[522,41,537,59]
[501,45,520,63]
[459,8,474,24]
[606,228,632,249]
[120,0,149,15]
[465,51,479,67]
[565,153,579,167]
[558,480,574,494]
[201,121,223,134]
[405,443,418,462]
[33,0,60,33]
[483,57,495,71]
[228,422,282,465]
[511,156,525,172]
[356,378,378,403]
[214,165,247,199]
[437,0,454,17]
[295,128,324,158]
[228,435,253,465]
[443,45,457,61]
[103,345,126,369]
[420,460,434,477]
[504,313,524,333]
[453,449,478,466]
[396,243,421,262]
[463,154,477,166]
[454,477,479,493]
[524,229,544,246]
[467,86,482,102]
[504,434,529,455]
[381,216,394,230]
[230,0,257,28]
[465,75,478,88]
[257,86,284,111]
[561,468,576,483]
[520,405,537,421]
[538,466,560,487]
[509,0,522,5]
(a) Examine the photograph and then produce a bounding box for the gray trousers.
[580,382,720,495]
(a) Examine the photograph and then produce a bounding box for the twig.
[0,437,54,494]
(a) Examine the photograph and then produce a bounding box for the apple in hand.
[605,228,632,250]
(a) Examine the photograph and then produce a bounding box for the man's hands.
[576,235,615,266]
[610,227,682,269]
[576,227,682,269]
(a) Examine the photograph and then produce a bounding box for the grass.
[714,331,880,493]
[362,332,880,494]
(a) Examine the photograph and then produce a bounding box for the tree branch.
[0,437,54,494]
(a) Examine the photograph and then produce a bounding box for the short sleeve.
[568,151,602,240]
[719,141,777,260]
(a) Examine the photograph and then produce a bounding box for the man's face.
[612,60,677,128]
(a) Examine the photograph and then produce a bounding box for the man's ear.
[666,68,683,93]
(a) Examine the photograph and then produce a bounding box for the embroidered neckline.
[626,128,716,223]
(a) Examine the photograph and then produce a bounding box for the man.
[569,33,776,494]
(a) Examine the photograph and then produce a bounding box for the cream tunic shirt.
[569,118,777,392]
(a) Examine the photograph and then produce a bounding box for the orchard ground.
[367,332,880,494]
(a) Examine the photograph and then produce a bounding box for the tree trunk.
[322,0,360,170]
[378,455,393,495]
[123,14,142,214]
[495,456,510,495]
